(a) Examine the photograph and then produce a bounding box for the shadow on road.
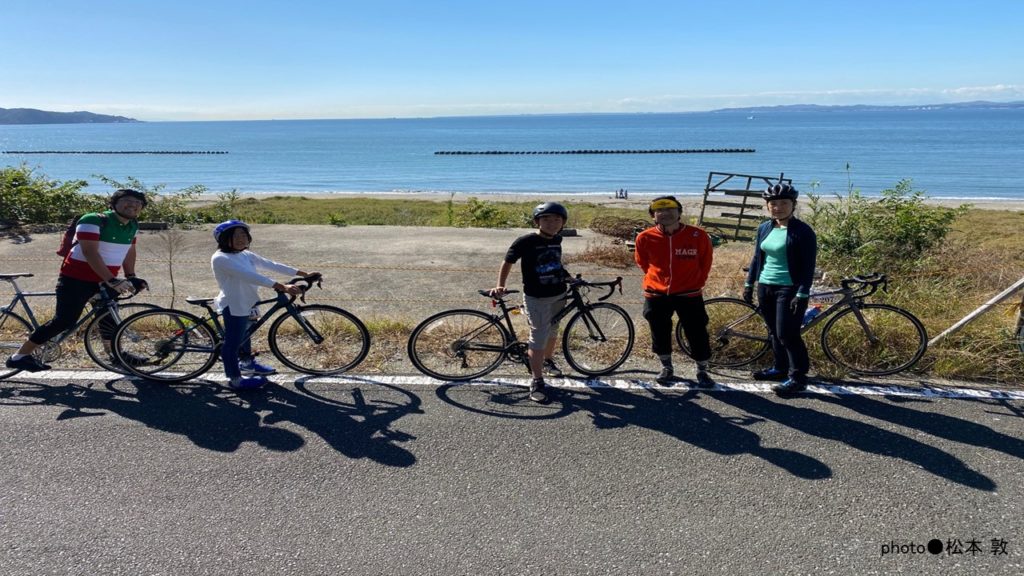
[0,376,422,467]
[437,382,832,480]
[437,380,1011,491]
[704,390,1002,492]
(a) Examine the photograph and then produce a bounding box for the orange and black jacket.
[634,224,713,297]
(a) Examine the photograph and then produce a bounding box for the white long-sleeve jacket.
[211,250,297,316]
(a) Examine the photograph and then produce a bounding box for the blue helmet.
[213,220,250,242]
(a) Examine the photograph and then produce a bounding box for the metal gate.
[697,172,791,242]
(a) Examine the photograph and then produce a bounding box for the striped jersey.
[62,210,138,282]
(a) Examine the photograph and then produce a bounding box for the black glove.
[742,286,754,305]
[790,295,807,313]
[128,277,149,292]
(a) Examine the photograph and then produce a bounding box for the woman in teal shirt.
[743,183,818,397]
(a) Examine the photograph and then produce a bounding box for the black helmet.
[763,183,798,201]
[110,188,147,208]
[648,195,682,216]
[532,202,568,221]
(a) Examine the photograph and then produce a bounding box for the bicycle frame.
[1,275,129,344]
[798,275,888,340]
[712,275,890,348]
[171,277,329,354]
[484,277,625,356]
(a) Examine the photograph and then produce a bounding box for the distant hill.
[711,101,1024,114]
[0,107,140,125]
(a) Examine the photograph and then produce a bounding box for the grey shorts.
[523,293,567,349]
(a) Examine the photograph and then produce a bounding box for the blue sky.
[2,0,1021,121]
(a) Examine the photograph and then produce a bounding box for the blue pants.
[757,284,810,382]
[221,307,254,379]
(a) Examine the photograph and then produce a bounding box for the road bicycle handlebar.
[477,276,623,304]
[97,283,142,302]
[568,275,624,301]
[840,272,888,297]
[282,272,324,303]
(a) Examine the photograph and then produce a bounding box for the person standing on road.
[743,182,818,397]
[634,196,715,388]
[5,189,149,373]
[211,220,318,391]
[490,202,571,403]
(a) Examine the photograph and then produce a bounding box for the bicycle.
[407,276,635,381]
[677,273,928,376]
[0,272,156,379]
[111,273,370,383]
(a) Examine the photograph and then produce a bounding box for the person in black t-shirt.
[491,202,570,403]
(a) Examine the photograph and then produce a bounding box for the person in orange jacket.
[634,196,714,388]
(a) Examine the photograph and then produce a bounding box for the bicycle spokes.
[407,310,509,381]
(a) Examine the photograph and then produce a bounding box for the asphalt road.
[2,372,1022,575]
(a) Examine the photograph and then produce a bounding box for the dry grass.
[567,241,637,269]
[588,215,648,240]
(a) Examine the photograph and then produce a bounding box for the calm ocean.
[1,109,1022,200]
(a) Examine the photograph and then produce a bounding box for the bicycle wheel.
[407,309,510,381]
[83,303,160,374]
[561,303,635,376]
[268,304,370,375]
[678,298,770,367]
[0,311,34,380]
[113,309,220,383]
[821,303,927,376]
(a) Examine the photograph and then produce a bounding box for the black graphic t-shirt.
[504,233,568,298]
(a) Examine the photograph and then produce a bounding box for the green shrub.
[806,179,968,275]
[454,197,529,228]
[94,175,207,226]
[210,190,242,222]
[0,165,101,224]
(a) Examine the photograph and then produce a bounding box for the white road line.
[11,370,1024,401]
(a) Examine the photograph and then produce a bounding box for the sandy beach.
[199,190,1024,212]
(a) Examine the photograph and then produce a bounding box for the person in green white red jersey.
[6,189,149,373]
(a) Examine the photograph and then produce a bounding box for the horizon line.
[3,99,1023,124]
[109,99,1024,123]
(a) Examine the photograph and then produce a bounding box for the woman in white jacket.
[211,220,317,390]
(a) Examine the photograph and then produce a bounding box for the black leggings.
[29,276,115,345]
[757,284,810,381]
[642,293,711,361]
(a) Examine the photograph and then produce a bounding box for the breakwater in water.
[434,148,755,155]
[1,150,228,155]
